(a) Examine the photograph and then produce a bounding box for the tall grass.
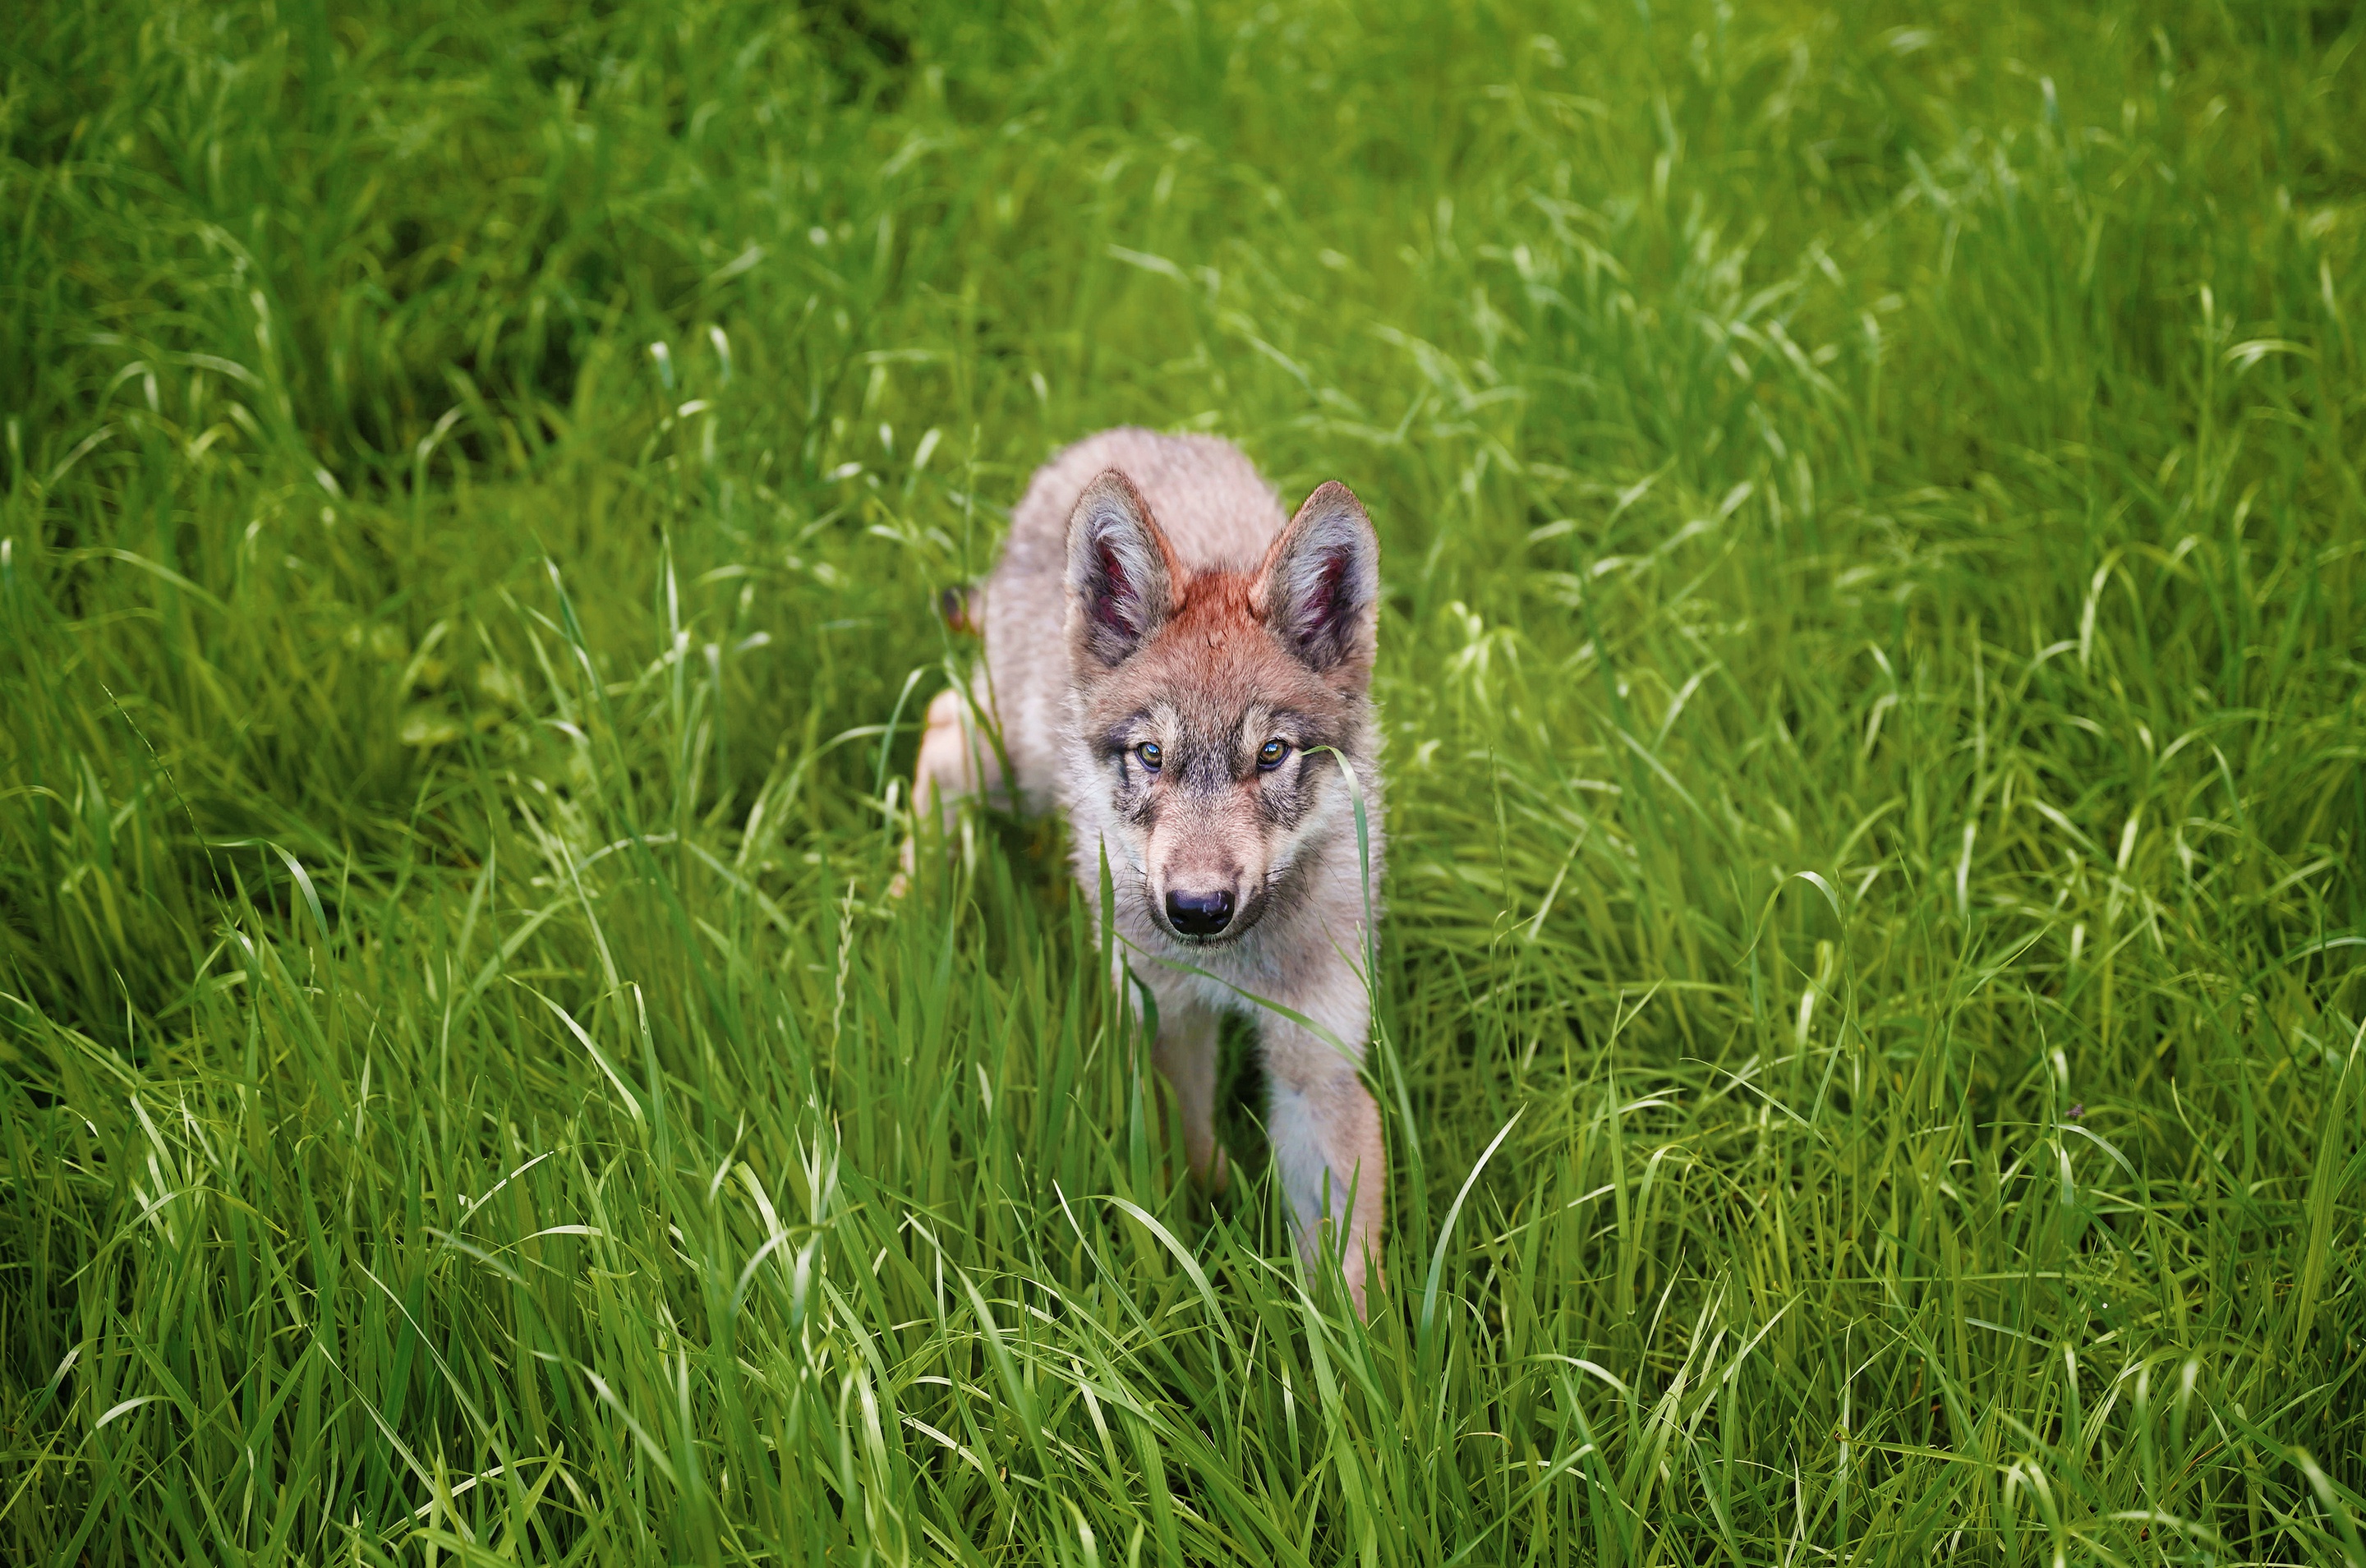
[2,0,2362,1561]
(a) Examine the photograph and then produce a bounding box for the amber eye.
[1135,741,1162,770]
[1257,738,1289,770]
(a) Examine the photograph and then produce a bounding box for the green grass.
[2,0,2364,1561]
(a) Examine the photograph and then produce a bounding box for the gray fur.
[906,428,1391,1315]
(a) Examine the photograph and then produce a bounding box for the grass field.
[4,0,2364,1561]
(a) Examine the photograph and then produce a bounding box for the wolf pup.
[906,429,1388,1315]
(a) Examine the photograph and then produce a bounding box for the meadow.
[2,0,2364,1561]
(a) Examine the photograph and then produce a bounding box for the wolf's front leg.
[1259,972,1386,1317]
[1149,1001,1230,1193]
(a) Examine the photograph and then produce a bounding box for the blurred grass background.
[2,0,2363,1561]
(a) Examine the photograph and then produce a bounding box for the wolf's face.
[1064,472,1379,946]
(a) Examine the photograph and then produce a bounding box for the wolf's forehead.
[1110,646,1331,733]
[1104,692,1266,742]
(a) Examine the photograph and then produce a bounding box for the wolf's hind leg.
[1151,1004,1231,1193]
[895,683,1001,892]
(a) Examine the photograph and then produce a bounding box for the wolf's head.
[1063,469,1379,946]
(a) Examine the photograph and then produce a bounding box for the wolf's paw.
[887,834,918,900]
[1341,1245,1384,1322]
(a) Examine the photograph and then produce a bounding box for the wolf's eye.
[1135,742,1162,771]
[1257,738,1290,770]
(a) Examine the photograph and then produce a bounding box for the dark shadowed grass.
[2,0,2363,1561]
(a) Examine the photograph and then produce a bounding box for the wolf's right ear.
[1257,481,1379,685]
[1066,471,1179,666]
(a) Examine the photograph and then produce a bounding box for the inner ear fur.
[1066,470,1182,667]
[1256,480,1379,682]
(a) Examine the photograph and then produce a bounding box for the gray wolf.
[905,428,1388,1316]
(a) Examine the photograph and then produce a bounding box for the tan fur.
[906,428,1390,1316]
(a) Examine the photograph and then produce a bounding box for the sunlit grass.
[2,0,2363,1561]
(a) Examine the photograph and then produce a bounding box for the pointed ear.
[1256,481,1379,683]
[1066,470,1181,667]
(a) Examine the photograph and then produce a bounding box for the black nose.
[1165,888,1236,937]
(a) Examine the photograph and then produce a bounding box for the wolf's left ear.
[1257,481,1379,683]
[1067,470,1180,667]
